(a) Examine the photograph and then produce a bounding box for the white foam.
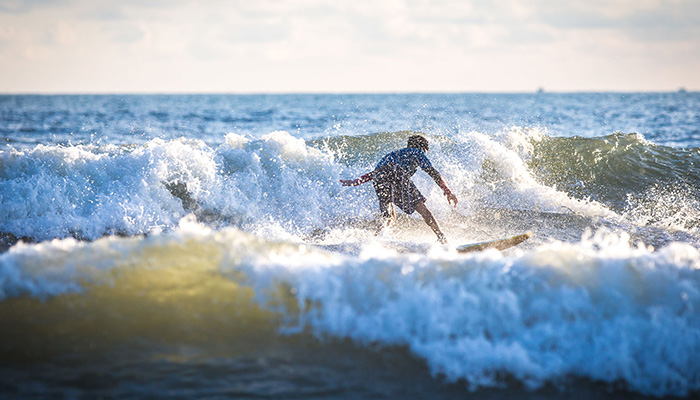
[1,219,699,396]
[1,130,625,242]
[0,133,360,241]
[0,140,207,240]
[458,128,615,218]
[0,236,116,300]
[0,214,228,300]
[234,229,700,396]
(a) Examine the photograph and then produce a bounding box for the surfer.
[340,135,458,244]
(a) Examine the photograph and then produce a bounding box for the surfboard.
[456,232,533,253]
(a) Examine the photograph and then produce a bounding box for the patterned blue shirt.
[376,147,433,177]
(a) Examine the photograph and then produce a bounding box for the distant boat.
[678,87,687,93]
[536,87,545,94]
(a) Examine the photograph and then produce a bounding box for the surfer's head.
[407,135,429,152]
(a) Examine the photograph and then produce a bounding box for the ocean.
[1,93,699,399]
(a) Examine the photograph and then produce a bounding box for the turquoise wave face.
[312,130,700,228]
[528,132,700,210]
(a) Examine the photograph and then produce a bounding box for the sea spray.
[4,128,700,247]
[1,133,345,241]
[1,205,699,395]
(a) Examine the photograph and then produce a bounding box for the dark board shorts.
[372,162,425,216]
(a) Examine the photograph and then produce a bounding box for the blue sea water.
[3,92,699,149]
[1,93,699,399]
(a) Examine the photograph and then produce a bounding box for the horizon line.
[0,88,696,96]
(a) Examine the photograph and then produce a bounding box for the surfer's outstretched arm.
[340,171,373,186]
[424,167,458,207]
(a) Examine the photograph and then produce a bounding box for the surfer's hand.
[446,192,458,207]
[340,179,358,186]
[438,178,457,207]
[439,180,458,207]
[340,173,373,187]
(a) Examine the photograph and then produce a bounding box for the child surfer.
[340,135,458,244]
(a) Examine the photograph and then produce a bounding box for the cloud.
[0,0,698,92]
[535,0,700,41]
[0,0,63,14]
[227,20,292,44]
[108,23,146,44]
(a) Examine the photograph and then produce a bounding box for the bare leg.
[415,202,447,244]
[376,202,396,235]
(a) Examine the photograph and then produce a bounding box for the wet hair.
[407,135,429,152]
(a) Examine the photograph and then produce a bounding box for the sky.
[0,0,699,93]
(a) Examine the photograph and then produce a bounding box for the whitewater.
[1,93,699,399]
